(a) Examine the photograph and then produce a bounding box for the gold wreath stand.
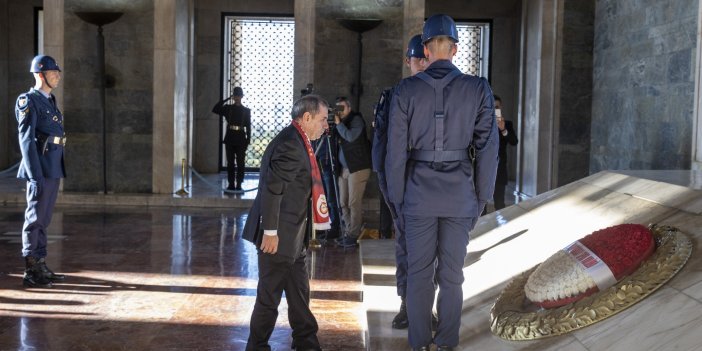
[490,225,692,341]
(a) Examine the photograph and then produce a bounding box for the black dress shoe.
[437,346,454,351]
[413,346,431,351]
[392,300,409,329]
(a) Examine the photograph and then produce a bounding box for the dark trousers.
[493,182,506,210]
[404,215,472,348]
[22,178,60,258]
[377,171,407,298]
[225,143,247,187]
[247,252,320,351]
[379,194,393,239]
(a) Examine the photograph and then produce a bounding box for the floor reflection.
[0,206,365,350]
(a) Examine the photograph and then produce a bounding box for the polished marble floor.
[0,206,366,351]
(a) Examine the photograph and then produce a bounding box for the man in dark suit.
[493,95,518,210]
[16,55,67,288]
[242,94,329,351]
[212,86,251,190]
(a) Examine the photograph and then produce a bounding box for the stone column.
[402,0,424,77]
[43,0,65,110]
[693,0,702,170]
[294,0,316,98]
[0,2,8,168]
[516,0,563,198]
[153,0,193,194]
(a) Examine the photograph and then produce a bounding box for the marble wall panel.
[1,0,43,169]
[62,0,154,192]
[591,0,698,172]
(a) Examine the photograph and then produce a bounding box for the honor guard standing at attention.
[16,55,67,288]
[212,86,251,190]
[385,14,499,351]
[372,33,431,330]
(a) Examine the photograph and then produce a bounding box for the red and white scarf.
[292,121,331,230]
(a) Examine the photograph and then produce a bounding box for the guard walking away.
[16,55,67,288]
[372,34,431,330]
[385,14,499,351]
[212,86,251,190]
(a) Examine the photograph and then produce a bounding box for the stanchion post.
[175,158,189,196]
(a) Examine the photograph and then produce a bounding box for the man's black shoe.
[392,300,409,329]
[37,258,64,281]
[437,346,454,351]
[413,347,430,351]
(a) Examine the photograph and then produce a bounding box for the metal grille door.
[454,22,490,78]
[223,17,295,169]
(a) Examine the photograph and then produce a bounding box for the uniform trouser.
[247,252,320,351]
[337,168,371,239]
[377,171,407,298]
[404,215,472,348]
[493,182,507,210]
[225,143,247,187]
[22,178,60,258]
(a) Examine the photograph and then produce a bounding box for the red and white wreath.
[524,224,656,309]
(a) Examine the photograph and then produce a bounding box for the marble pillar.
[693,0,702,170]
[294,0,316,99]
[153,0,194,194]
[517,0,563,198]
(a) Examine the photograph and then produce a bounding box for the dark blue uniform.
[372,86,409,298]
[16,88,66,259]
[385,60,498,348]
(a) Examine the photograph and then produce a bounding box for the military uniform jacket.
[242,124,313,259]
[385,60,499,218]
[212,101,251,146]
[16,87,66,181]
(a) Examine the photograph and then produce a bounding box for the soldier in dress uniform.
[212,86,252,190]
[16,55,67,288]
[385,14,499,351]
[372,34,433,330]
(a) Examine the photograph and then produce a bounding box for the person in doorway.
[493,95,518,210]
[242,94,329,351]
[212,86,251,190]
[16,55,67,288]
[385,14,499,351]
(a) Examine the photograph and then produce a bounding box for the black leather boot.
[392,299,409,329]
[23,257,52,288]
[37,258,65,281]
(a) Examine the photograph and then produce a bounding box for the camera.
[327,105,340,125]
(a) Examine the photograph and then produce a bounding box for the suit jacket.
[385,60,499,218]
[242,124,312,259]
[16,88,66,181]
[496,120,518,185]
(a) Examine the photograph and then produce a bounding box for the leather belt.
[48,136,67,146]
[228,125,242,131]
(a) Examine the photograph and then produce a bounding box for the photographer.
[332,97,371,248]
